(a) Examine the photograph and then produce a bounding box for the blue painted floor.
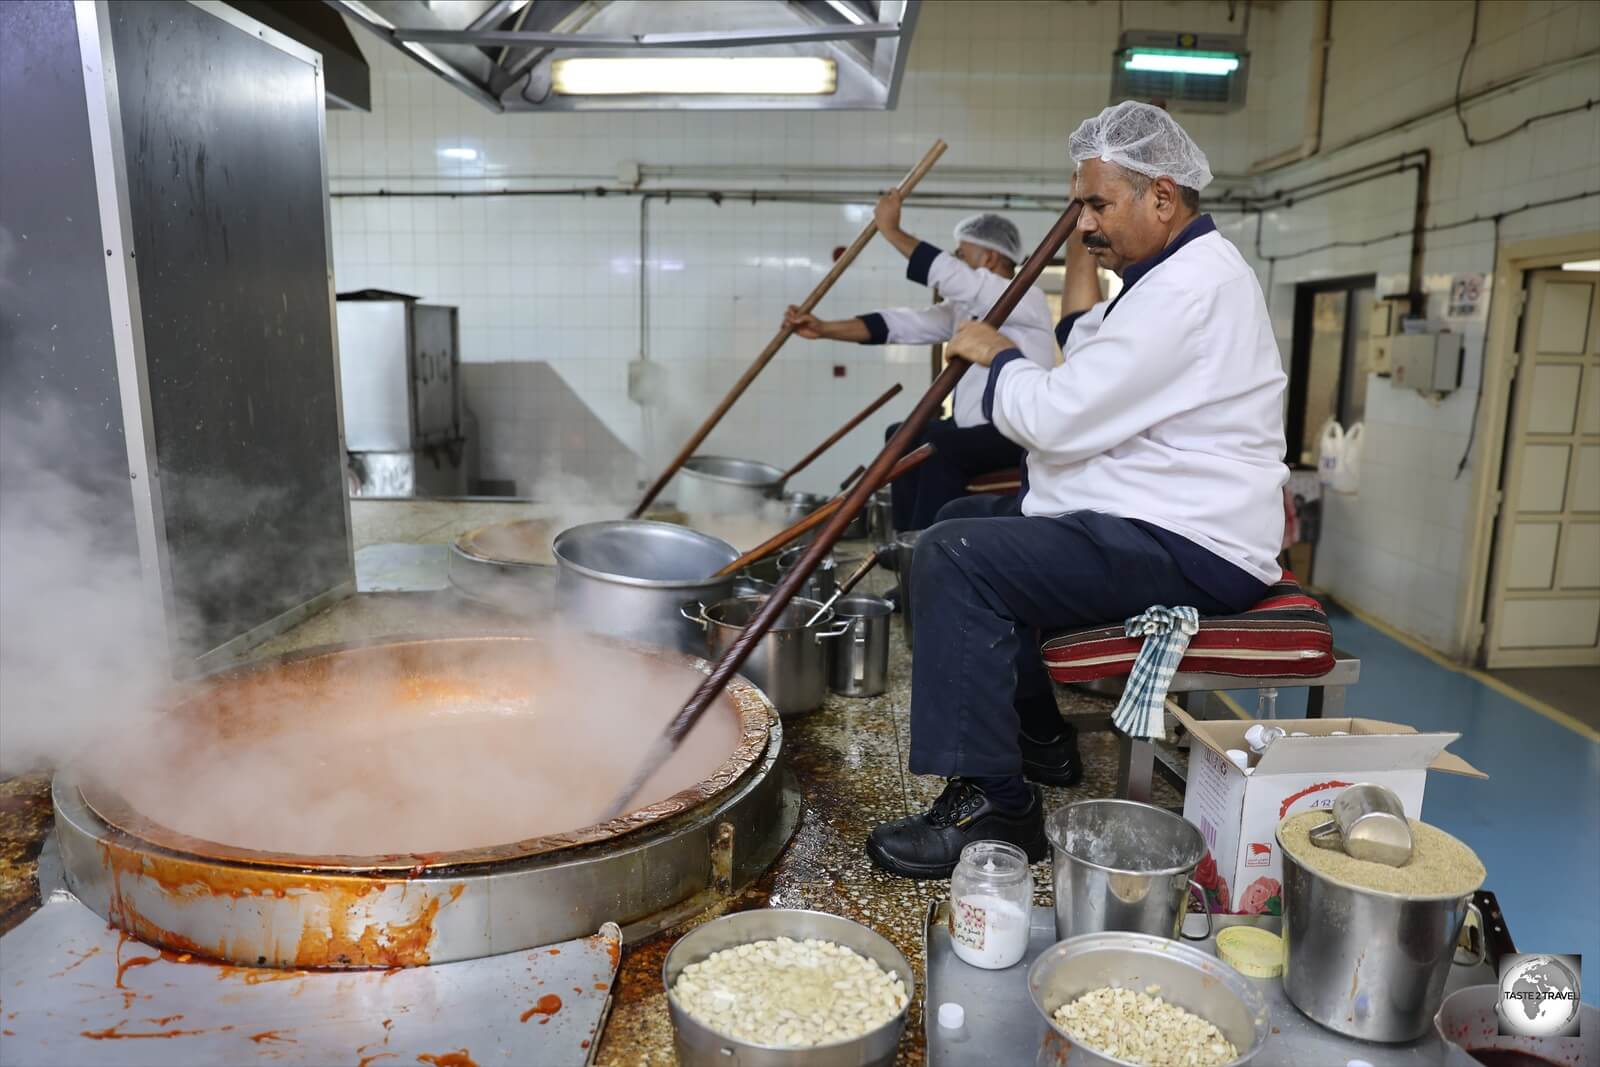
[1229,607,1600,999]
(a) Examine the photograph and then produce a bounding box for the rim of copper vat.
[452,517,553,567]
[74,634,773,873]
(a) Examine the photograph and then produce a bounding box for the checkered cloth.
[1111,605,1200,741]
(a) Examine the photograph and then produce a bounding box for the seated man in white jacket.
[866,101,1290,879]
[783,194,1055,530]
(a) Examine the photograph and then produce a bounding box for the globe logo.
[1497,954,1582,1038]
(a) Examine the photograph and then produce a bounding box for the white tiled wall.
[326,0,1600,653]
[1236,0,1600,654]
[326,0,1303,494]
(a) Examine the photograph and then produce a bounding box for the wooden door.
[1484,270,1600,667]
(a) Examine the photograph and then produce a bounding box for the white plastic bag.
[1333,422,1363,494]
[1316,418,1345,487]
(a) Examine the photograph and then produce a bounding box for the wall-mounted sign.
[1447,273,1486,317]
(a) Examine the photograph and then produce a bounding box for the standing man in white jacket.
[866,102,1289,880]
[782,193,1056,530]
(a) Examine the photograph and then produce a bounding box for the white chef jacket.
[859,243,1056,428]
[984,217,1288,585]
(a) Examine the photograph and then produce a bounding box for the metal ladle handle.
[1307,818,1345,851]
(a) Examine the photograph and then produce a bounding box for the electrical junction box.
[1368,301,1400,375]
[1389,333,1463,394]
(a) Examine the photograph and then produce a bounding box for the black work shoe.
[1020,722,1084,787]
[865,779,1048,880]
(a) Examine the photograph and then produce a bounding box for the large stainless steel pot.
[553,520,738,653]
[677,455,784,514]
[828,596,891,698]
[1046,799,1212,942]
[1279,823,1485,1043]
[664,908,913,1067]
[893,530,921,647]
[687,595,848,716]
[1028,932,1269,1067]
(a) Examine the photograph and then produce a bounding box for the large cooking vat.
[55,635,797,969]
[675,456,784,514]
[448,517,555,609]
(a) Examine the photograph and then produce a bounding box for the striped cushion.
[965,466,1023,494]
[1040,575,1336,681]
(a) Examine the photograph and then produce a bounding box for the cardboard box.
[1175,709,1485,916]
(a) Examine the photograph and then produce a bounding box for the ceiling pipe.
[1250,0,1331,173]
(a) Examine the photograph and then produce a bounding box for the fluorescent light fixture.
[1560,258,1600,271]
[1124,49,1240,76]
[438,146,479,161]
[552,57,837,96]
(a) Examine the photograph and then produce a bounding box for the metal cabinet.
[336,297,461,451]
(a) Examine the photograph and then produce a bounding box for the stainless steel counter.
[924,903,1495,1066]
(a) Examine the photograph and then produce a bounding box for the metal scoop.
[1307,782,1414,866]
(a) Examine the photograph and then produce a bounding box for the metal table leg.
[1116,734,1155,803]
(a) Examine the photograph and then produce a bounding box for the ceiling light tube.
[1124,50,1240,76]
[552,57,837,96]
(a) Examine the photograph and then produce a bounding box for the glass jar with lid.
[947,840,1032,969]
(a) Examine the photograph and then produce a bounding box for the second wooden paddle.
[629,139,948,518]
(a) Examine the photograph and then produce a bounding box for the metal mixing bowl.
[1028,931,1270,1067]
[663,908,914,1067]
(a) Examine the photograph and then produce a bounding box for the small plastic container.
[947,840,1033,969]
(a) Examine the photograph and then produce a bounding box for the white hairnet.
[953,213,1023,263]
[1069,101,1214,192]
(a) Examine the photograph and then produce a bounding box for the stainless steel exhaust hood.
[327,0,920,112]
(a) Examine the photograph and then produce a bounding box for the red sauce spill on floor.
[546,949,560,956]
[580,1039,590,1049]
[50,945,101,977]
[519,994,562,1023]
[144,1015,183,1026]
[593,983,607,991]
[1,1030,14,1037]
[80,1019,211,1040]
[416,1052,477,1067]
[358,1055,398,1067]
[249,1030,294,1044]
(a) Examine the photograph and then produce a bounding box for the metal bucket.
[677,456,784,514]
[867,488,894,545]
[553,520,738,654]
[777,546,865,602]
[893,530,921,647]
[1028,932,1269,1067]
[1046,799,1211,942]
[688,595,849,717]
[828,596,892,698]
[782,490,827,526]
[663,908,914,1067]
[1433,983,1598,1066]
[1279,825,1485,1042]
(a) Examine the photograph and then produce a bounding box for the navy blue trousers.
[884,418,1023,531]
[908,494,1265,778]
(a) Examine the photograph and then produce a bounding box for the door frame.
[1285,272,1376,466]
[1456,229,1600,663]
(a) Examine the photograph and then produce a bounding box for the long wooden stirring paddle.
[712,444,933,578]
[629,140,949,518]
[775,383,903,492]
[606,199,1086,818]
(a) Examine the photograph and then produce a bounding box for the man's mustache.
[1083,235,1112,249]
